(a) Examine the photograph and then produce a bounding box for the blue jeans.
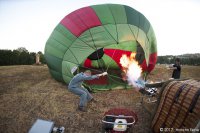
[69,87,93,107]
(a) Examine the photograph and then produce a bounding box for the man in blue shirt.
[68,70,107,112]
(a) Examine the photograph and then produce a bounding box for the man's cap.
[71,66,78,74]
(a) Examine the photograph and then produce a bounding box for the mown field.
[0,65,199,133]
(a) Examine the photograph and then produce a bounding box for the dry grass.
[0,65,199,133]
[148,65,200,81]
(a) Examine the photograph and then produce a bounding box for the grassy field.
[0,65,199,133]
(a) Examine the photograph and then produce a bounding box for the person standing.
[68,70,107,112]
[169,58,181,79]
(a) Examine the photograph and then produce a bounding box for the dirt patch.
[0,65,199,133]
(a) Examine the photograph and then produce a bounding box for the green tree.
[19,51,29,65]
[10,50,20,65]
[16,47,28,53]
[29,52,36,64]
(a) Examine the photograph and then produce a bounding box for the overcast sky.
[0,0,199,55]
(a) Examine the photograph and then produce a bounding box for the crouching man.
[68,70,107,112]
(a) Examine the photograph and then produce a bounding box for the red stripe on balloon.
[147,52,157,72]
[60,7,101,37]
[84,49,157,73]
[83,58,92,68]
[140,52,157,72]
[104,49,132,69]
[140,60,148,72]
[104,49,157,73]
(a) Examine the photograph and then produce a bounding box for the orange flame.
[120,53,142,83]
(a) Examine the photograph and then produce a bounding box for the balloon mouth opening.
[87,48,104,60]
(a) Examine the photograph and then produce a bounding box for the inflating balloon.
[44,4,157,90]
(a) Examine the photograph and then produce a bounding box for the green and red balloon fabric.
[44,4,157,89]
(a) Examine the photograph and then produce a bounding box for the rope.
[79,65,125,81]
[105,45,118,72]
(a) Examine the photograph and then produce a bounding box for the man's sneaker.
[78,106,87,112]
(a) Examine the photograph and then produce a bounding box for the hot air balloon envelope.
[44,4,157,90]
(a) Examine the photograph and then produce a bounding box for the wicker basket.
[151,79,200,133]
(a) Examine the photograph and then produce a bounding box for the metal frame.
[102,115,136,125]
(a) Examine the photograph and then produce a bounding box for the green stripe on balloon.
[104,41,137,52]
[92,4,127,24]
[49,69,65,83]
[62,61,77,83]
[44,52,62,74]
[124,5,150,34]
[91,4,115,24]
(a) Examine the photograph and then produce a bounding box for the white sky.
[0,0,200,55]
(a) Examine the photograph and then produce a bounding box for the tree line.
[0,47,199,66]
[157,54,200,65]
[0,47,46,66]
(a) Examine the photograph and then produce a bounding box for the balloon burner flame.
[120,53,145,89]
